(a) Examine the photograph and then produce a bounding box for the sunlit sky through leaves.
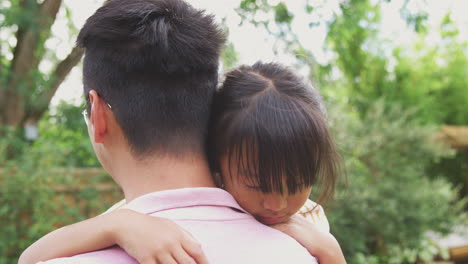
[44,0,468,107]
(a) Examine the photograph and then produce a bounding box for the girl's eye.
[245,184,261,190]
[239,171,256,178]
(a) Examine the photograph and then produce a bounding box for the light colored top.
[41,188,318,264]
[106,197,330,232]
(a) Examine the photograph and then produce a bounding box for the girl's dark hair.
[207,62,342,203]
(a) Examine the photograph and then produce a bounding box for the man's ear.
[88,90,108,143]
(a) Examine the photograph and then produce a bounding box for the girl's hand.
[110,209,208,264]
[270,214,346,264]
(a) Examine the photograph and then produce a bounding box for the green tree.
[0,0,86,130]
[235,0,467,124]
[327,101,464,263]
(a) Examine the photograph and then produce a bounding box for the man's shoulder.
[172,214,318,264]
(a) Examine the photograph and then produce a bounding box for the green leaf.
[274,2,293,24]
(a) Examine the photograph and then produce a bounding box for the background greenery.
[1,0,467,263]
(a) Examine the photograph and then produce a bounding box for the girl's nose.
[262,194,287,212]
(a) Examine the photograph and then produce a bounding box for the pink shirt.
[42,188,317,264]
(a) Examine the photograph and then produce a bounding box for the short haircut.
[208,62,341,202]
[77,0,226,157]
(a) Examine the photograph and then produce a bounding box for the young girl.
[20,62,346,264]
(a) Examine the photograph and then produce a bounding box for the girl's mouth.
[257,215,287,225]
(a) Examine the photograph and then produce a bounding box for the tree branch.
[0,52,4,126]
[39,0,63,17]
[32,0,63,72]
[5,0,63,127]
[28,46,84,123]
[9,0,36,84]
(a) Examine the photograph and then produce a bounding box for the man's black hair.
[77,0,226,157]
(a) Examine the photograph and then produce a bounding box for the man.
[40,0,317,263]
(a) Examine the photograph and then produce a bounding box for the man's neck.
[111,153,216,202]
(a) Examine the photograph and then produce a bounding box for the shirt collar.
[122,187,248,215]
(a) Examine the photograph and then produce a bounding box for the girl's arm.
[19,209,207,264]
[271,214,346,264]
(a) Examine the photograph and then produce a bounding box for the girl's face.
[220,155,312,225]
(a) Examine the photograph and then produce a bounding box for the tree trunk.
[2,0,73,129]
[29,46,84,123]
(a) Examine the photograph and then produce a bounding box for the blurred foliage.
[327,10,468,126]
[325,100,465,263]
[0,125,116,263]
[0,101,104,262]
[324,1,468,204]
[33,101,99,167]
[220,18,240,70]
[221,42,239,70]
[236,0,468,125]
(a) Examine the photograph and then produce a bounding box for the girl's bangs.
[223,98,328,195]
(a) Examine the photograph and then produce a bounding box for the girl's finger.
[139,256,157,264]
[182,240,209,264]
[156,254,178,264]
[172,250,197,264]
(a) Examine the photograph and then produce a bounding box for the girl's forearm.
[302,232,347,264]
[19,211,121,264]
